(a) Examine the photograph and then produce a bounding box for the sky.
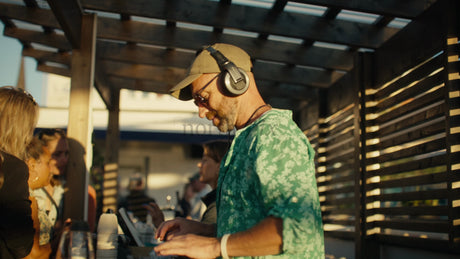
[0,23,45,105]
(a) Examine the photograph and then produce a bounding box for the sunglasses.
[1,86,37,106]
[192,74,219,107]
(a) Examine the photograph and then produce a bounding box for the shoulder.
[248,109,307,144]
[248,109,295,135]
[0,151,29,181]
[0,151,27,167]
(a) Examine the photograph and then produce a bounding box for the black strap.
[40,187,61,221]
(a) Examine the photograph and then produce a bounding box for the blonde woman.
[0,86,38,258]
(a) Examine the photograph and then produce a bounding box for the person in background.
[145,140,230,228]
[119,173,157,222]
[188,172,212,221]
[37,128,98,259]
[0,86,37,258]
[154,43,324,258]
[24,137,55,259]
[36,129,69,231]
[196,140,230,224]
[175,182,193,219]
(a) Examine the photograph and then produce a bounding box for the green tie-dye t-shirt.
[216,109,324,259]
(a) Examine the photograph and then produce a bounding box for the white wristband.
[220,233,231,259]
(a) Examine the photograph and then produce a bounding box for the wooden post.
[354,51,380,259]
[353,52,365,259]
[445,0,460,250]
[102,88,120,213]
[64,13,97,221]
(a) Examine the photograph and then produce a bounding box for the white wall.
[94,139,202,208]
[117,141,201,207]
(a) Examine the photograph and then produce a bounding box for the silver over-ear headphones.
[205,46,249,96]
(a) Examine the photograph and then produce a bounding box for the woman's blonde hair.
[0,86,39,159]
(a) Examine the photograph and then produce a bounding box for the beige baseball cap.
[169,43,253,100]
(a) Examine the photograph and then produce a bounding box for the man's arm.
[154,216,283,258]
[225,216,282,256]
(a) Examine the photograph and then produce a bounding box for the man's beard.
[215,102,237,132]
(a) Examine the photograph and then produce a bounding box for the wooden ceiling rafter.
[81,0,399,49]
[290,0,436,19]
[0,0,439,111]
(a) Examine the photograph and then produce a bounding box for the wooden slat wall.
[445,3,460,247]
[311,1,460,256]
[364,50,452,250]
[314,73,358,239]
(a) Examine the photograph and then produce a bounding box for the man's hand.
[154,234,220,259]
[155,217,207,241]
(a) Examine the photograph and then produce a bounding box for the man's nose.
[198,106,209,119]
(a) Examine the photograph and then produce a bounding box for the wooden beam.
[36,63,71,77]
[96,41,194,68]
[22,47,71,67]
[98,18,353,70]
[65,13,97,221]
[0,2,60,28]
[97,17,354,71]
[94,60,116,109]
[0,3,354,71]
[253,61,344,88]
[291,0,437,19]
[102,60,186,82]
[4,27,72,51]
[107,77,172,93]
[83,0,398,48]
[257,81,318,101]
[47,0,83,49]
[101,57,342,89]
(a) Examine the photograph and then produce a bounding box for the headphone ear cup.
[222,68,249,96]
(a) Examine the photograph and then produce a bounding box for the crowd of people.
[0,42,324,259]
[0,86,97,258]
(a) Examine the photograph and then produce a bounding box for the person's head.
[198,140,230,189]
[0,86,39,159]
[25,137,54,190]
[170,43,265,132]
[128,173,145,192]
[38,128,69,181]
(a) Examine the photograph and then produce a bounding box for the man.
[154,43,324,258]
[119,173,157,222]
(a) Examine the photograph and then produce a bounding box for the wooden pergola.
[1,0,459,258]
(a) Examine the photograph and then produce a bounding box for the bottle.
[96,209,118,258]
[174,190,184,217]
[56,220,95,259]
[162,195,175,221]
